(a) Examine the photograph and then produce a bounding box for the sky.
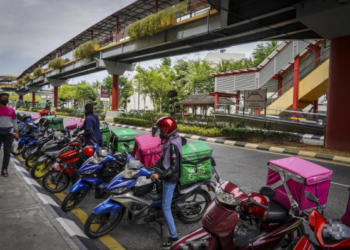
[0,0,261,84]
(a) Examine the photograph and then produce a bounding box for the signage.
[244,89,267,109]
[100,85,110,99]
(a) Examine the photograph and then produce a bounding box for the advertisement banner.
[244,89,267,109]
[100,85,110,99]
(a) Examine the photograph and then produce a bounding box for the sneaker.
[1,169,8,177]
[163,237,178,250]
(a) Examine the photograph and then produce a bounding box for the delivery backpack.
[179,140,213,185]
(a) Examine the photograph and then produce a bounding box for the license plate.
[31,148,38,154]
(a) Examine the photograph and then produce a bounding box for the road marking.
[331,182,349,187]
[55,193,125,250]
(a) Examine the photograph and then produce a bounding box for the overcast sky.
[0,0,261,84]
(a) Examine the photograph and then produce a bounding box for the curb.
[10,156,99,250]
[58,116,350,165]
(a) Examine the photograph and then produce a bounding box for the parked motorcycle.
[287,190,350,250]
[83,143,214,239]
[41,130,91,193]
[61,140,127,212]
[171,173,305,250]
[11,119,40,155]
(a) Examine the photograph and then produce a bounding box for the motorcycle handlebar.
[252,200,268,210]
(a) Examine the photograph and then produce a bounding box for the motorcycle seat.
[322,220,350,243]
[264,200,291,223]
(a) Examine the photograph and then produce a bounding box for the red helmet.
[152,116,177,138]
[83,145,94,158]
[240,192,268,221]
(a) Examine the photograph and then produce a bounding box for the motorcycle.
[83,143,214,239]
[287,190,350,250]
[30,129,73,179]
[41,129,91,193]
[61,139,127,212]
[11,119,40,156]
[171,172,305,250]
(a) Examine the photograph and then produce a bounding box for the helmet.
[152,116,177,138]
[0,92,9,98]
[83,146,94,158]
[240,192,268,221]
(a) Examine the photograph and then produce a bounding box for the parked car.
[129,109,139,114]
[118,109,126,113]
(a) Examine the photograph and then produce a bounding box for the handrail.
[266,50,330,107]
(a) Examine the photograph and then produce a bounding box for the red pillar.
[112,75,119,111]
[115,16,119,43]
[19,95,23,108]
[214,93,219,113]
[54,87,58,108]
[313,100,318,113]
[293,55,300,115]
[155,0,158,13]
[325,34,350,151]
[235,91,240,113]
[277,76,283,96]
[32,92,36,107]
[315,47,321,67]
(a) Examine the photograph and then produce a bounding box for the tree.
[119,80,134,109]
[184,59,214,95]
[91,80,102,92]
[8,93,43,104]
[161,57,172,67]
[103,75,129,108]
[58,84,76,108]
[74,81,98,106]
[252,41,279,66]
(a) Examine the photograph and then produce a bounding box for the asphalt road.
[21,116,350,250]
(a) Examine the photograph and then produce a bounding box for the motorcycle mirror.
[61,129,67,135]
[305,192,322,209]
[259,187,276,197]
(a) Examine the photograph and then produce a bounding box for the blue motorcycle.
[11,119,41,156]
[83,143,214,239]
[61,142,127,212]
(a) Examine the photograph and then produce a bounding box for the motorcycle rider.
[82,103,102,146]
[39,105,56,116]
[150,117,185,249]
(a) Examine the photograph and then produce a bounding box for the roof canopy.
[0,74,20,81]
[178,93,236,105]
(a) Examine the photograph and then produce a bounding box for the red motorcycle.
[41,130,93,193]
[288,190,350,250]
[171,172,304,250]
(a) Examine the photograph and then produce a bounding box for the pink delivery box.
[266,156,333,213]
[132,133,162,168]
[30,113,41,120]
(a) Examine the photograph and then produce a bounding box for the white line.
[56,217,88,238]
[331,182,349,187]
[36,192,58,206]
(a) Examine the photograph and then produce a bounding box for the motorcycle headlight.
[217,188,241,206]
[82,169,95,175]
[124,165,140,179]
[111,188,127,194]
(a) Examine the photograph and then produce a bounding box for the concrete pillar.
[112,75,119,111]
[32,92,36,107]
[54,87,58,108]
[293,55,300,115]
[325,34,350,151]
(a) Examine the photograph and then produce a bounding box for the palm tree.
[92,80,102,91]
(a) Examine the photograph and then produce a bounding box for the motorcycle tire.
[25,153,39,168]
[11,143,25,156]
[22,145,36,160]
[178,189,212,224]
[31,160,50,179]
[42,171,70,193]
[84,211,124,239]
[283,224,305,250]
[61,191,88,212]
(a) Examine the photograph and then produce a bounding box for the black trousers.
[0,133,14,170]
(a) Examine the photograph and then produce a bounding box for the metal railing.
[266,50,330,107]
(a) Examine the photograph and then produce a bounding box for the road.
[18,116,350,250]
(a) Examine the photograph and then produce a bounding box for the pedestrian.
[0,92,19,177]
[150,117,185,249]
[83,103,102,146]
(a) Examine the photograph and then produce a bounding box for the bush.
[114,117,153,127]
[74,40,99,59]
[99,115,106,121]
[33,67,45,77]
[17,79,24,86]
[48,58,65,69]
[177,124,222,137]
[23,74,32,82]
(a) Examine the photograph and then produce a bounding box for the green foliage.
[33,67,45,77]
[74,82,98,105]
[23,74,32,82]
[17,79,24,86]
[58,84,76,108]
[114,117,153,127]
[74,40,99,59]
[177,124,222,137]
[48,58,65,69]
[252,41,278,66]
[104,76,133,108]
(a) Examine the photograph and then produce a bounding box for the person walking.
[150,116,186,249]
[0,93,19,177]
[82,103,102,146]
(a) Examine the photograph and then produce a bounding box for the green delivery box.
[180,140,213,185]
[108,128,139,153]
[100,122,110,146]
[47,116,64,130]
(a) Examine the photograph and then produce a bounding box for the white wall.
[127,92,154,111]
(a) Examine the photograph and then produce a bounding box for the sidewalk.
[0,153,79,250]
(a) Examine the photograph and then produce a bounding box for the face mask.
[1,99,8,105]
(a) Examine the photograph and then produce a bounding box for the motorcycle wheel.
[22,145,36,160]
[178,189,212,224]
[284,224,305,250]
[11,143,25,156]
[25,153,38,168]
[31,160,50,179]
[84,211,124,238]
[61,191,88,212]
[42,171,70,193]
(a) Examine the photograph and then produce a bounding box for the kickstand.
[157,220,164,239]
